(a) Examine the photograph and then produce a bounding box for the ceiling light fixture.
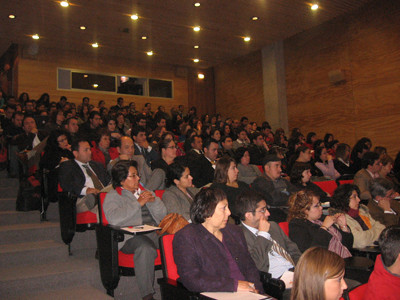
[198,73,205,79]
[131,14,139,20]
[311,4,319,10]
[32,34,40,40]
[193,58,199,63]
[80,26,86,30]
[252,16,259,21]
[9,14,16,19]
[244,36,251,42]
[194,45,199,49]
[60,1,69,7]
[141,36,147,40]
[194,2,200,7]
[93,84,98,88]
[92,42,99,48]
[147,51,153,56]
[193,26,201,32]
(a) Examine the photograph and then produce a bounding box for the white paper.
[280,270,294,289]
[200,291,273,300]
[120,224,161,233]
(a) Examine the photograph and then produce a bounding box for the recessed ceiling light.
[147,51,153,56]
[83,74,88,78]
[9,14,16,19]
[194,45,199,49]
[194,2,200,7]
[193,26,201,32]
[93,84,98,88]
[141,36,147,40]
[60,1,69,7]
[80,26,86,30]
[311,4,319,10]
[131,14,139,20]
[243,36,251,42]
[252,16,259,21]
[198,73,205,79]
[92,42,99,48]
[32,34,40,40]
[193,58,199,63]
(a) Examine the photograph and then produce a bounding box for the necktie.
[83,164,104,190]
[270,238,295,266]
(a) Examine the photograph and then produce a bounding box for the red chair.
[257,165,264,173]
[155,189,165,199]
[338,179,354,185]
[279,222,289,236]
[313,180,338,196]
[340,283,367,300]
[97,191,162,296]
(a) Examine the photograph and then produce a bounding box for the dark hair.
[45,129,68,151]
[111,160,138,188]
[89,111,100,120]
[287,190,317,222]
[214,157,236,184]
[324,133,333,145]
[234,147,249,164]
[378,225,400,267]
[370,178,394,199]
[351,137,372,161]
[158,132,175,151]
[203,138,218,150]
[335,143,350,161]
[220,135,232,144]
[251,131,263,142]
[314,146,326,163]
[131,125,146,137]
[380,154,394,166]
[210,128,221,139]
[136,115,147,123]
[190,188,227,224]
[96,128,111,145]
[373,146,387,157]
[71,138,90,152]
[22,115,36,126]
[313,139,324,149]
[12,111,24,120]
[306,132,316,144]
[235,190,265,221]
[240,116,248,123]
[166,161,188,187]
[361,151,380,169]
[155,115,166,124]
[290,162,312,185]
[331,184,360,212]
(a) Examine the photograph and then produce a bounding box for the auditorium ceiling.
[1,0,374,68]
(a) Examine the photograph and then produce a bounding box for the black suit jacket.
[190,155,215,188]
[58,159,110,196]
[133,144,159,166]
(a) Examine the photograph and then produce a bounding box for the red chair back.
[257,165,264,173]
[99,192,109,225]
[313,180,338,196]
[160,234,179,281]
[340,283,367,300]
[279,222,289,236]
[155,190,165,199]
[339,179,354,185]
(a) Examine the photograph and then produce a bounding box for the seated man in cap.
[252,154,297,222]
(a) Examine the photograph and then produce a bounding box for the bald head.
[118,136,135,158]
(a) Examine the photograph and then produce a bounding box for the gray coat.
[162,186,199,220]
[237,163,262,185]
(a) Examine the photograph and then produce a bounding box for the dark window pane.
[149,79,172,98]
[117,76,146,96]
[71,72,115,92]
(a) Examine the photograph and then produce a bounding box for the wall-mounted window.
[57,68,173,99]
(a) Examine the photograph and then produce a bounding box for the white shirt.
[75,159,95,196]
[242,222,293,278]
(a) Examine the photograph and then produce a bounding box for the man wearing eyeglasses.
[235,190,301,298]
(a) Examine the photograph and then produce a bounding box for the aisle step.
[0,210,40,225]
[0,198,16,211]
[0,222,60,245]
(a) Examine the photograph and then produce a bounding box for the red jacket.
[91,146,119,168]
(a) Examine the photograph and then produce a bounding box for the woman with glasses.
[287,190,353,257]
[151,132,177,173]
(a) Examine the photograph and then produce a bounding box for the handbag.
[158,213,189,235]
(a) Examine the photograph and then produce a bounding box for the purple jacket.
[173,223,263,293]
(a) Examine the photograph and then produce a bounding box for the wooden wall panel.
[187,68,216,117]
[214,51,265,125]
[284,0,400,156]
[17,47,189,114]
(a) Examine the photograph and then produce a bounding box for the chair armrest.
[260,271,285,299]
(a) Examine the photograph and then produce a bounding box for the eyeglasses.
[252,206,269,214]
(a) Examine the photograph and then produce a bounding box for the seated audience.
[151,132,177,173]
[105,117,122,147]
[77,110,101,144]
[91,128,119,168]
[232,127,250,150]
[235,147,262,185]
[12,116,47,152]
[210,157,250,216]
[173,188,263,293]
[304,132,317,150]
[189,138,219,188]
[330,184,385,248]
[288,146,312,175]
[104,160,166,300]
[350,137,372,174]
[248,131,269,165]
[218,135,235,159]
[333,143,353,177]
[252,154,297,222]
[365,225,400,300]
[184,135,203,163]
[288,190,353,257]
[63,116,79,141]
[353,151,382,202]
[314,146,340,180]
[368,178,400,227]
[132,126,159,167]
[236,190,301,281]
[291,247,347,300]
[379,154,400,192]
[290,162,329,202]
[58,138,110,214]
[163,161,198,221]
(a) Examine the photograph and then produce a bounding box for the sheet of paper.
[280,270,294,289]
[200,291,274,300]
[120,224,161,233]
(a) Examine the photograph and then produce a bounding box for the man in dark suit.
[185,135,203,163]
[77,111,101,144]
[190,138,219,188]
[58,138,110,213]
[132,126,159,167]
[218,135,235,159]
[248,131,269,165]
[235,190,301,299]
